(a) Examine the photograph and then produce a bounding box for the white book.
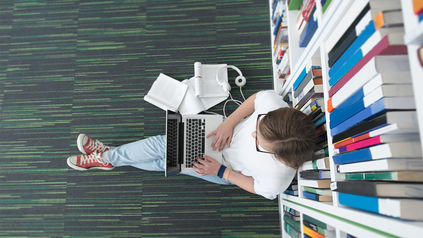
[144,71,228,115]
[325,0,369,53]
[331,55,410,109]
[300,179,331,188]
[144,73,188,112]
[338,158,423,173]
[300,157,330,171]
[368,122,419,137]
[325,0,402,53]
[365,142,422,159]
[363,85,414,108]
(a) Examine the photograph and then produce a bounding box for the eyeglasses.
[255,114,272,154]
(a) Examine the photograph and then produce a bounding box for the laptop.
[165,110,223,177]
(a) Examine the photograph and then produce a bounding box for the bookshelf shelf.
[270,0,423,237]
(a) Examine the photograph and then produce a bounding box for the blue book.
[328,20,376,80]
[330,89,365,123]
[338,193,379,214]
[292,67,307,91]
[303,191,332,201]
[338,192,423,220]
[273,15,282,35]
[314,114,326,127]
[331,98,386,136]
[328,19,375,78]
[333,141,421,165]
[330,98,367,129]
[331,97,415,136]
[299,14,318,48]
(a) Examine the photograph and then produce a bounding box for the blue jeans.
[106,135,233,185]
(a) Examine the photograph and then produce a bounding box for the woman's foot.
[67,152,114,171]
[77,134,109,155]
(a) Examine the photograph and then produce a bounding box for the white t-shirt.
[222,90,296,200]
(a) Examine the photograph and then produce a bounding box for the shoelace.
[80,152,110,166]
[87,139,108,152]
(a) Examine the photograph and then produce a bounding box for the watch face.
[418,45,423,68]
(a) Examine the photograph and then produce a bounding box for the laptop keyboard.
[185,118,206,168]
[166,118,178,167]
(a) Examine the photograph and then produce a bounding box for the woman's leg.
[105,135,233,185]
[105,135,167,171]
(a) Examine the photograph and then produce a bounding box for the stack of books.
[290,0,319,48]
[300,155,332,202]
[284,176,299,196]
[325,1,423,221]
[292,57,323,110]
[283,205,300,238]
[272,0,289,65]
[303,214,335,238]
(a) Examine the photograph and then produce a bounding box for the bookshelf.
[270,0,423,237]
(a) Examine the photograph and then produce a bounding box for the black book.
[294,70,313,98]
[328,3,370,60]
[332,112,388,143]
[332,180,423,198]
[300,170,330,180]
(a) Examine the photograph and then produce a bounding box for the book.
[303,219,336,237]
[325,0,402,54]
[328,55,410,113]
[284,189,299,196]
[303,225,325,238]
[344,171,423,182]
[328,29,405,89]
[303,191,333,202]
[338,192,423,221]
[337,158,423,173]
[332,141,422,165]
[328,35,408,98]
[300,157,330,170]
[414,0,423,15]
[303,214,335,231]
[294,87,323,110]
[331,181,423,198]
[331,98,416,137]
[295,83,323,107]
[328,4,371,67]
[329,84,414,129]
[301,179,331,188]
[284,223,300,238]
[300,170,330,180]
[328,10,404,81]
[284,206,300,216]
[336,134,420,153]
[329,58,411,115]
[144,73,188,112]
[294,69,322,98]
[284,215,300,231]
[292,57,321,91]
[288,0,303,10]
[302,186,332,196]
[332,111,419,144]
[299,10,318,47]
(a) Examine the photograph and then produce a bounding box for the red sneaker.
[77,134,109,155]
[67,152,114,171]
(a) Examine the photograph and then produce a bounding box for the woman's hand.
[192,155,221,176]
[207,120,234,151]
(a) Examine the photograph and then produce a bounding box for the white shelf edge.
[280,194,423,238]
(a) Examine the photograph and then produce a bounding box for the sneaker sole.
[77,134,87,154]
[67,157,114,171]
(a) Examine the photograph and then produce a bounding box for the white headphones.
[216,65,247,93]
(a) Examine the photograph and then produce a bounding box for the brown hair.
[259,107,317,170]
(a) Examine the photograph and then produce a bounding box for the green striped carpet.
[0,0,280,237]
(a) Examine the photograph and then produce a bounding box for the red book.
[328,35,407,98]
[345,136,383,151]
[334,138,353,149]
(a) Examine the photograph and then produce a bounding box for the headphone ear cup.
[235,75,246,87]
[221,81,231,92]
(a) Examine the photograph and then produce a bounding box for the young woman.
[67,90,317,200]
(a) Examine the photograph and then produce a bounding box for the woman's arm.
[207,92,257,151]
[192,155,256,194]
